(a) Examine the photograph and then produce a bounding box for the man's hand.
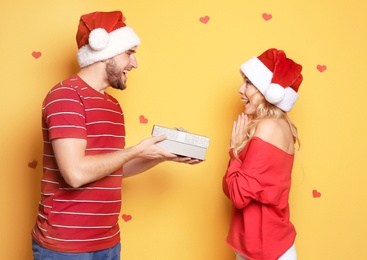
[169,156,202,165]
[136,135,203,164]
[134,135,177,160]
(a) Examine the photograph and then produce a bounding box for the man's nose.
[130,55,138,68]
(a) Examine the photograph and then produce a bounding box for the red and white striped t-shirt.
[32,75,126,253]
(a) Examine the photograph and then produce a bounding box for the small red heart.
[28,160,38,169]
[262,13,272,21]
[139,115,148,124]
[32,51,42,59]
[312,189,321,198]
[199,16,210,24]
[317,65,327,72]
[122,214,132,222]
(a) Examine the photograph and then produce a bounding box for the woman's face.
[238,72,260,115]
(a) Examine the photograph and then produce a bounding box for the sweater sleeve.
[223,137,292,209]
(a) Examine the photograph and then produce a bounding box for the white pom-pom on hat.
[89,28,110,51]
[265,83,285,104]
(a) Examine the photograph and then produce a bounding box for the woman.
[223,48,303,260]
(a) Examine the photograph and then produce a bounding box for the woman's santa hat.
[240,48,303,112]
[76,11,141,68]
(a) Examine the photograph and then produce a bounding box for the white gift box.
[151,125,210,160]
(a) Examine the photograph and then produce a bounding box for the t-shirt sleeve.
[223,138,290,209]
[42,86,87,140]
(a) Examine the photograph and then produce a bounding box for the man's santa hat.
[76,11,141,68]
[240,48,303,112]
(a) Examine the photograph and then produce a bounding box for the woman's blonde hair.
[233,90,300,159]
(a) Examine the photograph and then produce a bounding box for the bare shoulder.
[254,119,280,138]
[254,119,294,153]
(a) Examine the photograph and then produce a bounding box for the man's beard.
[105,59,126,90]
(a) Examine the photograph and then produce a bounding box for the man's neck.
[77,62,109,93]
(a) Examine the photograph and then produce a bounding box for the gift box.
[151,125,210,160]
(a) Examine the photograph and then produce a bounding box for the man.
[32,10,199,259]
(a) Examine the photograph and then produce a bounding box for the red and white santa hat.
[76,11,141,68]
[240,48,303,112]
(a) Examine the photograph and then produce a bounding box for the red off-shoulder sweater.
[223,137,296,260]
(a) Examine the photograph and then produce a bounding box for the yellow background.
[1,0,367,259]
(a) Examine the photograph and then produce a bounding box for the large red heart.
[317,65,327,72]
[139,115,148,124]
[199,16,210,24]
[262,13,272,21]
[122,214,132,222]
[28,160,38,169]
[32,51,42,59]
[312,189,321,198]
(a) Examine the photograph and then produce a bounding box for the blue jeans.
[32,239,121,260]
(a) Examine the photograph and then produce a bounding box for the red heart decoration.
[317,65,327,72]
[32,51,42,59]
[262,13,272,21]
[28,160,38,169]
[199,16,210,24]
[122,214,132,222]
[312,189,321,198]
[139,115,148,124]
